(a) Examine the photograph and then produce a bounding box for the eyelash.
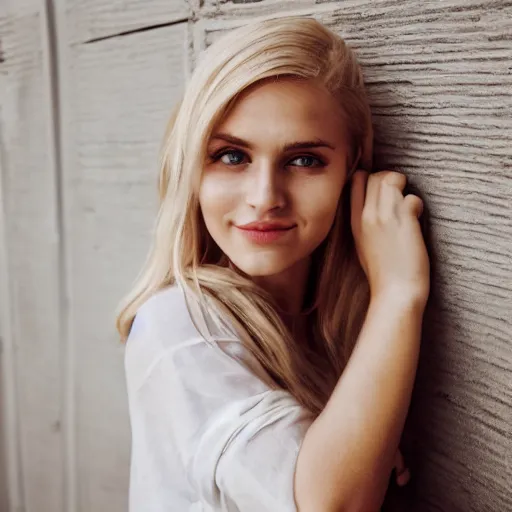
[209,148,326,169]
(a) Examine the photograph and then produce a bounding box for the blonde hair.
[116,16,373,415]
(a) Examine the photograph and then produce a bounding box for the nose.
[245,160,286,214]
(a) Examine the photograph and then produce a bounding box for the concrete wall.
[0,1,510,511]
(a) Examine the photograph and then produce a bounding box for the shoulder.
[131,283,239,348]
[124,285,201,389]
[125,284,243,390]
[131,284,200,348]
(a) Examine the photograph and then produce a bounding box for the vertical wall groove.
[42,1,76,511]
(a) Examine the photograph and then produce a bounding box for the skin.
[296,162,428,508]
[200,77,348,314]
[199,76,410,488]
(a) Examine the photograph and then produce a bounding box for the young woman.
[117,16,430,512]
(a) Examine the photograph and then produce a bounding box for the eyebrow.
[209,133,336,151]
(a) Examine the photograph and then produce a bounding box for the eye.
[208,149,326,169]
[210,149,247,166]
[289,155,325,168]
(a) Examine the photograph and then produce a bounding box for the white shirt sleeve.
[125,286,315,512]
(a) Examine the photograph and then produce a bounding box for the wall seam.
[42,1,76,511]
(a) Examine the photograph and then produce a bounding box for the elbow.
[296,496,383,512]
[294,435,388,512]
[295,472,385,512]
[340,495,385,512]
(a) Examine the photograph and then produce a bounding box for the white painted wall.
[0,1,510,511]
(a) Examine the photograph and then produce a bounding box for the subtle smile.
[235,221,297,244]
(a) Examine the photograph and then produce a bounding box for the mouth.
[235,222,296,244]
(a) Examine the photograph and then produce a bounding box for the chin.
[231,254,295,278]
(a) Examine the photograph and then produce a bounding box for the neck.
[251,257,311,317]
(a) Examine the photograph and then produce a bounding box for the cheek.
[307,202,339,240]
[199,174,236,227]
[295,178,343,232]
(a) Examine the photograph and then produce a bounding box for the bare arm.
[295,169,430,511]
[294,290,425,511]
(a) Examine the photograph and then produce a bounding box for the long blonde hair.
[116,16,373,416]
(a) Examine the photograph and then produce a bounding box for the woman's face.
[199,77,350,278]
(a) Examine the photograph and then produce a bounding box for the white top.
[124,284,314,511]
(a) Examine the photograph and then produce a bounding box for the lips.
[236,221,296,231]
[235,221,296,244]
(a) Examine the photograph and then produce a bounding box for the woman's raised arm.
[294,170,430,511]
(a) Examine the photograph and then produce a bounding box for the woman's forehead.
[210,81,346,149]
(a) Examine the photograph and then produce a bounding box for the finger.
[396,468,411,486]
[380,172,407,219]
[364,171,381,215]
[383,171,407,191]
[403,194,424,219]
[350,170,368,237]
[394,450,410,487]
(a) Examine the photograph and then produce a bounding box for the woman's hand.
[394,448,411,486]
[350,170,430,307]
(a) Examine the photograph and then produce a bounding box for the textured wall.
[0,1,510,511]
[0,1,65,511]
